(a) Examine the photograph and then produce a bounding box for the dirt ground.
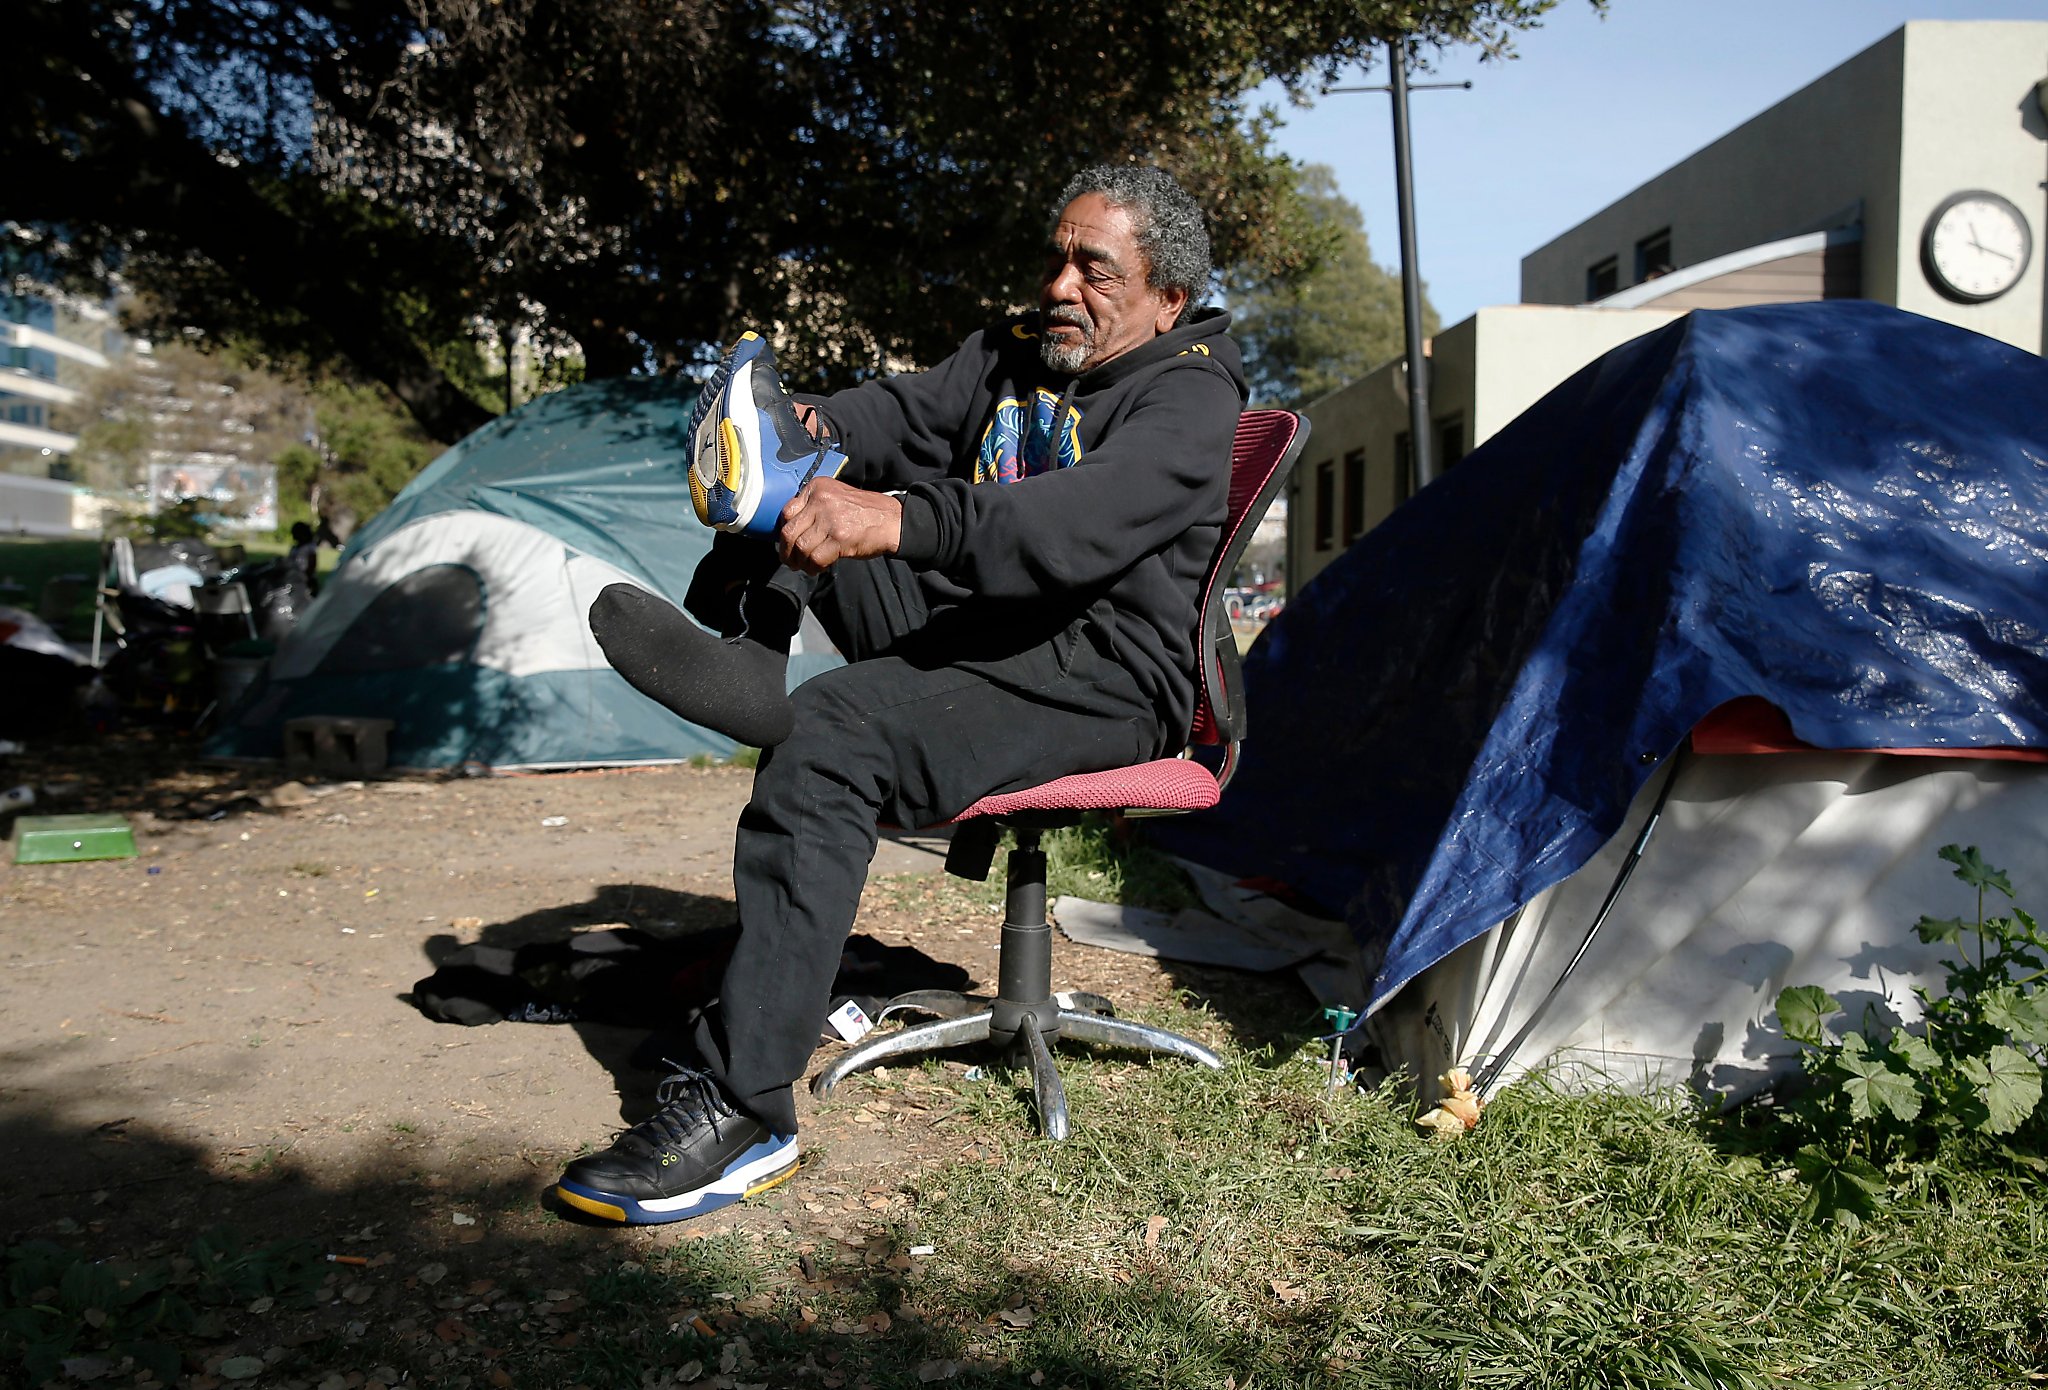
[0,733,1306,1339]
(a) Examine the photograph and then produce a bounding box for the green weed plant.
[1,1227,322,1386]
[1773,844,2048,1225]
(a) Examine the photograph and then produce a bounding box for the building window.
[1394,432,1413,504]
[1436,417,1466,471]
[1635,228,1673,283]
[1341,449,1367,544]
[1313,460,1335,551]
[1586,256,1619,301]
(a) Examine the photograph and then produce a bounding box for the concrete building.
[1523,20,2046,351]
[1289,20,2048,591]
[1,290,118,478]
[1,279,292,534]
[1,286,125,536]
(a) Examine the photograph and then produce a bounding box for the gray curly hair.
[1053,165,1213,311]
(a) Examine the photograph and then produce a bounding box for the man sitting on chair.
[554,164,1247,1225]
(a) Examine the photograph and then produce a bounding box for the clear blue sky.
[1258,1,2048,325]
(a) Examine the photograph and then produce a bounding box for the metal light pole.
[1327,44,1469,495]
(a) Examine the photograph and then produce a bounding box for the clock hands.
[1964,220,2016,263]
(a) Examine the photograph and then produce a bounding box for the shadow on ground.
[0,1099,1304,1390]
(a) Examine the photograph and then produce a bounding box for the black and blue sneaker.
[554,1067,800,1225]
[688,331,847,536]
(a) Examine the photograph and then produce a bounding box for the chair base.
[811,993,1223,1141]
[813,827,1224,1139]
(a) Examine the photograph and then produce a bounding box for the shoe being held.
[688,332,847,535]
[554,1066,799,1225]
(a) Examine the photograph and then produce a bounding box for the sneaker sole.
[553,1135,801,1226]
[689,338,770,532]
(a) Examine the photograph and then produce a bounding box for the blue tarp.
[1157,302,2048,1012]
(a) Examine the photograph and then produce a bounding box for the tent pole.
[1472,747,1689,1096]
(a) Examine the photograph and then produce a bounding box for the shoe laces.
[797,413,840,489]
[628,1062,736,1150]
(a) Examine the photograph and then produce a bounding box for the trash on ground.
[826,999,874,1042]
[1414,1068,1485,1137]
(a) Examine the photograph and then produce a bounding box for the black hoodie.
[806,306,1247,745]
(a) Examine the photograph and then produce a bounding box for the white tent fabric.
[1369,752,2048,1106]
[208,376,855,772]
[272,511,633,682]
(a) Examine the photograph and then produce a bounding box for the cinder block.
[283,716,396,779]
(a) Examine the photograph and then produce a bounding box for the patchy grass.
[0,535,321,641]
[868,812,1200,923]
[0,538,102,637]
[1038,815,1199,913]
[690,746,761,771]
[875,1057,2048,1390]
[14,1043,2046,1388]
[10,818,2044,1387]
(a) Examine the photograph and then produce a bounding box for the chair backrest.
[190,581,253,618]
[1187,409,1309,788]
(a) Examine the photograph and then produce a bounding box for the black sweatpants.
[682,537,1166,1137]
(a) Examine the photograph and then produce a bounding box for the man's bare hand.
[776,477,902,575]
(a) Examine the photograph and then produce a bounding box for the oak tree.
[8,0,1571,438]
[1231,163,1440,408]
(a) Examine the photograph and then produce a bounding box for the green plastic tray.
[13,813,139,864]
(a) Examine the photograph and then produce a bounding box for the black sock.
[589,583,796,748]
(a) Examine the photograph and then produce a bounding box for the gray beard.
[1038,333,1092,374]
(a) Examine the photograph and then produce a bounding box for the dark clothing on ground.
[688,311,1246,1137]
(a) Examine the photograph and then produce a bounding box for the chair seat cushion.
[954,758,1221,821]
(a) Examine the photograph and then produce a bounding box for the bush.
[1771,845,2047,1224]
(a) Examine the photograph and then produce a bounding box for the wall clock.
[1921,191,2032,303]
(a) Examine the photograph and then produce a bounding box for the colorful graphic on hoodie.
[975,387,1085,484]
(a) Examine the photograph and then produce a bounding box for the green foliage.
[1,1228,321,1386]
[10,0,1576,437]
[1230,164,1438,407]
[1773,983,1834,1047]
[186,1228,326,1306]
[65,336,324,511]
[276,379,443,537]
[1770,844,2048,1224]
[128,496,214,540]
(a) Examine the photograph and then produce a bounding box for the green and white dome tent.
[208,377,838,772]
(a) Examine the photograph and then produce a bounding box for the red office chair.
[812,409,1310,1138]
